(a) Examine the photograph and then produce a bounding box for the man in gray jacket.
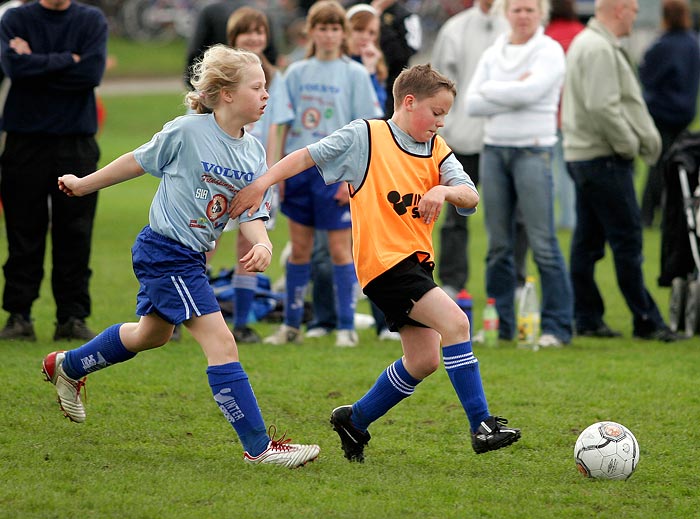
[562,0,678,342]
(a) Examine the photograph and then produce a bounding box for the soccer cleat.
[263,324,303,345]
[335,329,359,347]
[330,405,371,462]
[471,416,521,454]
[378,328,401,341]
[54,317,96,341]
[0,313,36,341]
[233,325,261,344]
[243,426,319,468]
[42,351,87,423]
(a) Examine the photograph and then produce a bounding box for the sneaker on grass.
[42,351,86,423]
[335,329,358,347]
[330,405,370,462]
[243,426,320,468]
[264,324,303,345]
[471,416,521,454]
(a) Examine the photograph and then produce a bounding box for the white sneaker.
[354,313,375,329]
[264,324,303,345]
[471,330,485,344]
[42,351,86,423]
[335,329,359,347]
[305,327,332,338]
[537,333,564,348]
[378,328,401,341]
[244,427,320,468]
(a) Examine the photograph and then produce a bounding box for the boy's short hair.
[392,64,457,111]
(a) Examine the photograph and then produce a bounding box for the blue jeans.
[566,156,665,335]
[481,145,573,342]
[308,230,336,330]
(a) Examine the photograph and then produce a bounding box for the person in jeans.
[562,0,679,342]
[0,0,107,341]
[466,0,573,348]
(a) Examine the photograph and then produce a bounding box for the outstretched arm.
[58,152,145,197]
[230,147,315,219]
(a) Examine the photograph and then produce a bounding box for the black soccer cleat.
[330,405,371,463]
[471,416,521,454]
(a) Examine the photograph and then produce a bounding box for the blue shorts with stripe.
[281,166,352,230]
[132,226,221,324]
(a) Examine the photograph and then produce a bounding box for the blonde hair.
[304,0,349,58]
[492,0,551,24]
[393,64,456,112]
[185,45,261,114]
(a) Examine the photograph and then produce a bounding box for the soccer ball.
[574,421,640,480]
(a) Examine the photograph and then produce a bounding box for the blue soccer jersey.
[134,113,272,252]
[270,56,383,155]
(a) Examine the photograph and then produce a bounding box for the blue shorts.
[132,226,221,324]
[281,166,351,230]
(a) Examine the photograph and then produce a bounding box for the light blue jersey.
[307,119,479,216]
[271,56,383,154]
[133,113,272,252]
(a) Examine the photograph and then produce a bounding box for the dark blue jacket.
[639,30,700,128]
[0,1,107,135]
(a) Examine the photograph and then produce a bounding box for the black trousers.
[1,133,99,322]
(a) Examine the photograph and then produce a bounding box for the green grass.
[1,93,699,518]
[106,36,186,78]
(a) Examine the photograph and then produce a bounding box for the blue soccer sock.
[207,362,269,456]
[233,274,257,328]
[62,324,136,379]
[443,341,490,432]
[333,262,357,330]
[351,358,421,432]
[285,262,311,329]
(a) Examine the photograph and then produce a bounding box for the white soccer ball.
[574,421,640,480]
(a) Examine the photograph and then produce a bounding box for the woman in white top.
[466,0,572,348]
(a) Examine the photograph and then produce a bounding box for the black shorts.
[363,253,437,332]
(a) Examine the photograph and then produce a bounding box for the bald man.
[561,0,678,342]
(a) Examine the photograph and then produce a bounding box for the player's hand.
[9,37,31,55]
[417,186,446,224]
[58,174,83,197]
[230,182,265,219]
[239,243,272,272]
[334,183,350,205]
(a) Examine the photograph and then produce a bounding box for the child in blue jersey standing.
[41,46,319,469]
[231,64,521,463]
[264,0,384,348]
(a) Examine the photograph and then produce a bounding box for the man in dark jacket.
[0,0,107,341]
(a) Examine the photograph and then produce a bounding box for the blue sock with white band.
[351,358,421,432]
[333,262,357,330]
[62,324,136,379]
[233,274,257,328]
[443,341,489,432]
[207,362,269,456]
[285,262,311,329]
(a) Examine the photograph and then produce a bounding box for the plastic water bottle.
[483,297,499,347]
[456,289,473,327]
[517,276,541,351]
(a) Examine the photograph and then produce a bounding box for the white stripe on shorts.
[170,275,202,320]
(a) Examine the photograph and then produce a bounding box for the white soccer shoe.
[243,427,320,468]
[42,351,87,423]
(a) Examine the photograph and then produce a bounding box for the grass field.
[1,91,699,518]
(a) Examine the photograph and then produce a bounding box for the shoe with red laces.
[42,351,87,423]
[243,426,320,468]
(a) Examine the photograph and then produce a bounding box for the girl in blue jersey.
[265,0,383,348]
[40,45,319,468]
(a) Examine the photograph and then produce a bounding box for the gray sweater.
[562,18,660,164]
